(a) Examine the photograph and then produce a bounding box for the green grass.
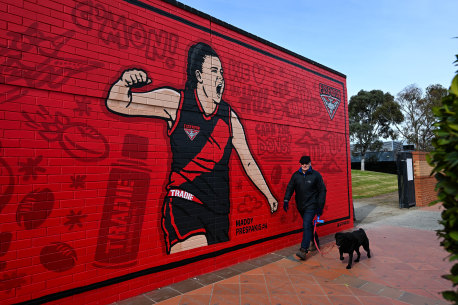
[351,170,398,199]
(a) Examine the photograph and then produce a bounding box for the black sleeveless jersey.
[167,89,233,214]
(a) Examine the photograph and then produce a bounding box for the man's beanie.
[300,155,311,164]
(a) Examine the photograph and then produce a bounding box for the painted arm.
[231,110,278,213]
[106,69,180,127]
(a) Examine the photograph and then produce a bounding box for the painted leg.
[170,234,208,254]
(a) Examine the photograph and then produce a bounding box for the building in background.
[351,141,415,173]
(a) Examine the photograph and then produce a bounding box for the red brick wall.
[0,0,351,303]
[412,151,437,207]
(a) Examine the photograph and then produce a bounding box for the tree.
[349,90,403,171]
[428,54,458,303]
[394,84,448,151]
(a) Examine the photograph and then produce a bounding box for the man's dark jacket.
[284,168,326,214]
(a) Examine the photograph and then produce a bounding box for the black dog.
[334,228,371,269]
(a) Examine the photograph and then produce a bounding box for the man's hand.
[317,208,323,216]
[120,69,152,88]
[283,201,289,212]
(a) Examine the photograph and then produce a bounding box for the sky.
[176,0,458,100]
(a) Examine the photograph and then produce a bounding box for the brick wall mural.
[0,0,352,303]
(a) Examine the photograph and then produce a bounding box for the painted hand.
[283,201,289,212]
[120,69,152,88]
[269,197,278,213]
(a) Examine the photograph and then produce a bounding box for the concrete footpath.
[116,192,452,305]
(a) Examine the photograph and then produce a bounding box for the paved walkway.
[116,193,452,305]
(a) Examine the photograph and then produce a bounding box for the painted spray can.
[94,134,151,268]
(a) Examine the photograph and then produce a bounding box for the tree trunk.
[361,157,365,171]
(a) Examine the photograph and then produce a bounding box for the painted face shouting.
[196,55,225,104]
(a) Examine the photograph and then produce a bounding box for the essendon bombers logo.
[184,124,200,141]
[319,83,341,120]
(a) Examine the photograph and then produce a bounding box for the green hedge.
[428,55,458,303]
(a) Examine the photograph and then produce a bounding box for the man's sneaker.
[296,248,308,260]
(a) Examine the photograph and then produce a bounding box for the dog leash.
[313,216,324,255]
[313,216,336,256]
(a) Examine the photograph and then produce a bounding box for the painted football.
[16,188,54,230]
[40,242,77,272]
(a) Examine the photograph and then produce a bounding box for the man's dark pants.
[301,209,318,250]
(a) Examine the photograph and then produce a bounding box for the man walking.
[284,156,326,260]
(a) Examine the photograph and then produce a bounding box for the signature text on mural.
[235,218,267,236]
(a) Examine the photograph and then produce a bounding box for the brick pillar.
[411,151,438,206]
